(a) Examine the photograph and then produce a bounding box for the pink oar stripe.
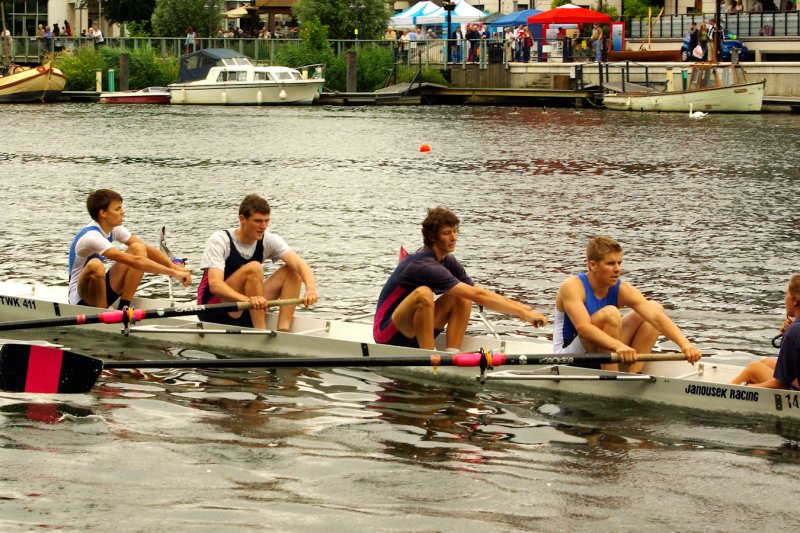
[25,346,63,393]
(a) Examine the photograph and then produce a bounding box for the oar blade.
[0,344,103,394]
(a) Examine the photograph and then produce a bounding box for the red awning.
[527,6,611,24]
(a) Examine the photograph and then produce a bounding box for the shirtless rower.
[730,274,800,389]
[68,189,192,309]
[373,207,547,351]
[553,236,701,372]
[196,194,318,330]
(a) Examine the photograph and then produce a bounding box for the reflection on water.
[0,104,799,529]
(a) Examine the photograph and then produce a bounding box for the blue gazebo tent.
[487,9,542,33]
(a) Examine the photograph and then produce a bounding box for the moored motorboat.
[99,86,171,105]
[0,280,796,420]
[602,63,764,113]
[0,62,66,103]
[168,48,324,106]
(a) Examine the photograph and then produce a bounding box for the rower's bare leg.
[730,358,776,385]
[391,286,435,350]
[434,292,471,351]
[219,261,267,329]
[263,265,301,332]
[584,305,622,372]
[76,258,107,308]
[108,242,147,304]
[620,302,662,374]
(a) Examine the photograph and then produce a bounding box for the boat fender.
[279,89,287,100]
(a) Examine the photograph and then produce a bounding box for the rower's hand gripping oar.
[0,344,693,394]
[0,298,304,334]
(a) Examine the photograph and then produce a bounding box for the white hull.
[603,80,765,113]
[168,80,324,105]
[1,281,797,420]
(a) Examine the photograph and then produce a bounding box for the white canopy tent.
[415,0,488,25]
[389,1,442,29]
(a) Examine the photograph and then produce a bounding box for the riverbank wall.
[449,61,800,98]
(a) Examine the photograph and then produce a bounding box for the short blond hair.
[586,236,623,264]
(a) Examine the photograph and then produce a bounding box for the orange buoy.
[420,144,431,153]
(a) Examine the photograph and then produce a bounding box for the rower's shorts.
[77,271,119,308]
[374,313,441,349]
[554,335,587,355]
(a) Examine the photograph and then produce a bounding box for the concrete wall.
[505,60,800,96]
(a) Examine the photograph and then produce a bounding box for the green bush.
[355,45,394,91]
[54,44,178,90]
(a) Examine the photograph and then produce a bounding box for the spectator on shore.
[521,27,533,63]
[36,24,44,39]
[91,25,104,47]
[43,25,53,53]
[752,0,764,11]
[735,0,745,11]
[184,26,197,55]
[451,26,463,62]
[64,20,72,36]
[687,22,698,57]
[384,26,397,42]
[785,0,794,9]
[465,24,481,62]
[53,23,61,36]
[590,23,604,62]
[505,27,516,62]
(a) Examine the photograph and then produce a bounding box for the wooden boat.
[168,49,324,106]
[0,280,797,420]
[99,87,171,105]
[602,63,764,113]
[0,62,66,103]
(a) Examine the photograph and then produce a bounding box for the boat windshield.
[271,70,301,81]
[222,57,254,67]
[216,70,248,82]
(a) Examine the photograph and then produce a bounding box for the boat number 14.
[776,393,800,410]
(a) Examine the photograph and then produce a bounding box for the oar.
[0,298,304,332]
[0,344,690,394]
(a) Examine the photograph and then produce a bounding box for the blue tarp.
[487,9,542,30]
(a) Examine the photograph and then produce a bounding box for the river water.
[0,103,799,531]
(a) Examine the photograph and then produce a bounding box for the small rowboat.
[0,281,797,420]
[98,87,171,105]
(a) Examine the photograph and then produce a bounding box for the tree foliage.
[104,0,157,24]
[292,0,390,40]
[151,0,222,37]
[621,0,657,18]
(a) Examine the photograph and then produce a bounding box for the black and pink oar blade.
[0,344,103,394]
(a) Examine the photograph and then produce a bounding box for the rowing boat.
[1,281,797,420]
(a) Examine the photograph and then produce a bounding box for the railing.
[627,11,800,38]
[575,61,669,93]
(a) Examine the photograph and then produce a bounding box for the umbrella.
[527,6,611,24]
[225,6,251,19]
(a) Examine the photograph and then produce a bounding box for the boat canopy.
[177,48,253,83]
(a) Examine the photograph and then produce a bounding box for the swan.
[689,103,708,119]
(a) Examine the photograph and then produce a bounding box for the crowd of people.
[70,190,799,390]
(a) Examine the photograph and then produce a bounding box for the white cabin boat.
[168,48,324,106]
[602,63,765,113]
